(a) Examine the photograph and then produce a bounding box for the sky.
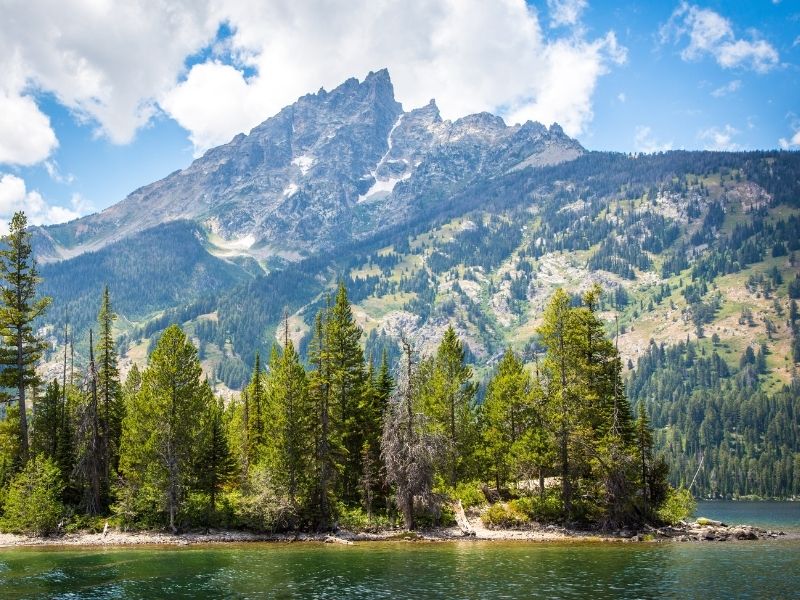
[0,0,798,229]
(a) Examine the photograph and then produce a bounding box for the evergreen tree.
[0,212,52,463]
[118,325,206,530]
[325,283,368,503]
[264,325,313,509]
[32,380,62,463]
[422,326,477,487]
[246,352,265,455]
[537,289,582,515]
[307,309,338,529]
[96,286,123,500]
[481,348,530,490]
[74,329,103,514]
[196,390,235,518]
[636,400,654,514]
[359,351,392,518]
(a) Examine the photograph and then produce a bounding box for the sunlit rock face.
[32,69,582,263]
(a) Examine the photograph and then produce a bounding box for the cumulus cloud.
[0,174,86,231]
[2,0,628,158]
[710,79,741,97]
[162,0,627,155]
[0,1,218,146]
[698,124,740,150]
[634,126,673,153]
[778,118,800,149]
[0,90,58,166]
[661,2,779,73]
[547,0,588,27]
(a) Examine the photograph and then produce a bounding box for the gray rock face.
[34,69,584,263]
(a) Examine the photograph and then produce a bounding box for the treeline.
[628,338,800,498]
[0,211,686,534]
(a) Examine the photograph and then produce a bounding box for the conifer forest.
[0,210,692,535]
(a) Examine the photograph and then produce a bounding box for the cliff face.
[32,69,583,263]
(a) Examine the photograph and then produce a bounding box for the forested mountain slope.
[33,71,800,498]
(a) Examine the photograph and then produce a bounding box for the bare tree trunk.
[17,330,29,463]
[402,493,414,530]
[539,467,545,501]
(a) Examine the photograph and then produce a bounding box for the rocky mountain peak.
[33,69,584,264]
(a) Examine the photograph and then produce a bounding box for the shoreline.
[0,520,794,549]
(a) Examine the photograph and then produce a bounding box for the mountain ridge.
[33,69,583,265]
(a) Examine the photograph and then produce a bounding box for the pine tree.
[118,325,205,530]
[32,380,61,462]
[538,288,582,515]
[324,283,367,503]
[307,308,338,529]
[196,390,235,518]
[96,286,123,500]
[264,326,312,508]
[481,348,529,490]
[636,400,654,514]
[423,326,477,487]
[246,352,265,454]
[0,212,52,463]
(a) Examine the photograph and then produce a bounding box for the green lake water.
[1,502,798,599]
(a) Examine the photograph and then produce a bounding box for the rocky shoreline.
[0,518,793,548]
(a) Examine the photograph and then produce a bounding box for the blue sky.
[0,0,797,227]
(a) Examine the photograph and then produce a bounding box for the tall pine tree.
[0,211,52,463]
[96,286,123,501]
[118,325,206,530]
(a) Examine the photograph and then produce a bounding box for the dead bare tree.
[381,338,443,530]
[73,329,103,515]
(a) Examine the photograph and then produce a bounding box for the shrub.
[1,455,64,536]
[452,481,486,509]
[510,493,563,523]
[481,503,528,529]
[235,465,295,532]
[656,487,696,525]
[335,504,390,531]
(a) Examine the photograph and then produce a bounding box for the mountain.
[33,69,582,264]
[33,70,800,498]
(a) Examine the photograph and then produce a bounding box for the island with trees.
[0,210,735,544]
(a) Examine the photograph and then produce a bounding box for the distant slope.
[39,221,250,338]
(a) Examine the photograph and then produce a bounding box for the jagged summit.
[33,69,584,263]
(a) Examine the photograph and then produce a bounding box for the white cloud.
[0,1,218,146]
[698,124,740,150]
[634,126,673,153]
[44,160,75,185]
[617,92,626,103]
[2,0,628,158]
[170,0,627,154]
[778,125,800,149]
[710,79,741,97]
[0,174,86,230]
[547,0,588,27]
[0,90,58,166]
[661,3,779,73]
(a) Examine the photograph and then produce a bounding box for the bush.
[235,465,295,532]
[452,481,486,509]
[1,455,65,536]
[656,487,696,525]
[335,504,390,531]
[481,503,528,529]
[511,493,563,523]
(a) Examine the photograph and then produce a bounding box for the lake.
[0,502,798,599]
